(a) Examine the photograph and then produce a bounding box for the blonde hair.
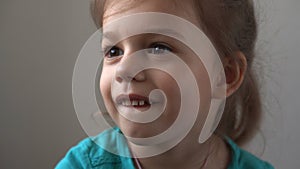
[91,0,262,146]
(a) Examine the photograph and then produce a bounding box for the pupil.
[109,47,122,57]
[111,49,116,55]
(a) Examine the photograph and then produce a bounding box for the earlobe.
[224,51,247,97]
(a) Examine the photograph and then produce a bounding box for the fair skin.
[100,0,247,168]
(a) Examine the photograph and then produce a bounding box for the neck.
[130,134,230,169]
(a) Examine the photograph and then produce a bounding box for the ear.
[224,51,247,97]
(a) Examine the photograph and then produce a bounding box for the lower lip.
[120,104,151,111]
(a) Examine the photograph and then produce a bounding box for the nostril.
[115,74,134,83]
[115,72,145,83]
[114,56,146,82]
[116,76,123,83]
[133,72,146,81]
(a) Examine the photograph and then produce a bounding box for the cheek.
[186,55,211,100]
[151,71,180,100]
[192,61,212,130]
[150,71,181,121]
[100,75,109,96]
[100,68,121,122]
[100,68,113,104]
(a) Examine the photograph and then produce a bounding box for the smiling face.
[100,0,212,140]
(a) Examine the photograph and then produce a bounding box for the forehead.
[103,0,200,27]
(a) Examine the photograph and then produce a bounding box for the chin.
[120,123,154,139]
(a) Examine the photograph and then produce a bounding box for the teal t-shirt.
[55,128,274,169]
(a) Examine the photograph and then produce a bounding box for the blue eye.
[148,43,172,55]
[105,46,124,58]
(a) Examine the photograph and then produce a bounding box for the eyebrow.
[102,28,185,41]
[102,31,118,42]
[146,28,185,40]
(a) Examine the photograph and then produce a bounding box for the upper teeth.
[121,100,146,106]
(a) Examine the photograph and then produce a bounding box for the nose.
[115,54,146,83]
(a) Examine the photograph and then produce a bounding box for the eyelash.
[103,43,173,59]
[148,43,172,55]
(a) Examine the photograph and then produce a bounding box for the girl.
[56,0,274,168]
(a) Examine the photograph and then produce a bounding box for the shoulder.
[226,138,274,169]
[55,128,135,169]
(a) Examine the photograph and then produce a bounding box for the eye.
[104,46,124,58]
[148,43,172,55]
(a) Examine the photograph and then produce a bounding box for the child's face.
[100,0,212,139]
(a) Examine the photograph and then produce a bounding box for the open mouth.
[116,94,152,108]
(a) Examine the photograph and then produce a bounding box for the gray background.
[0,0,299,168]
